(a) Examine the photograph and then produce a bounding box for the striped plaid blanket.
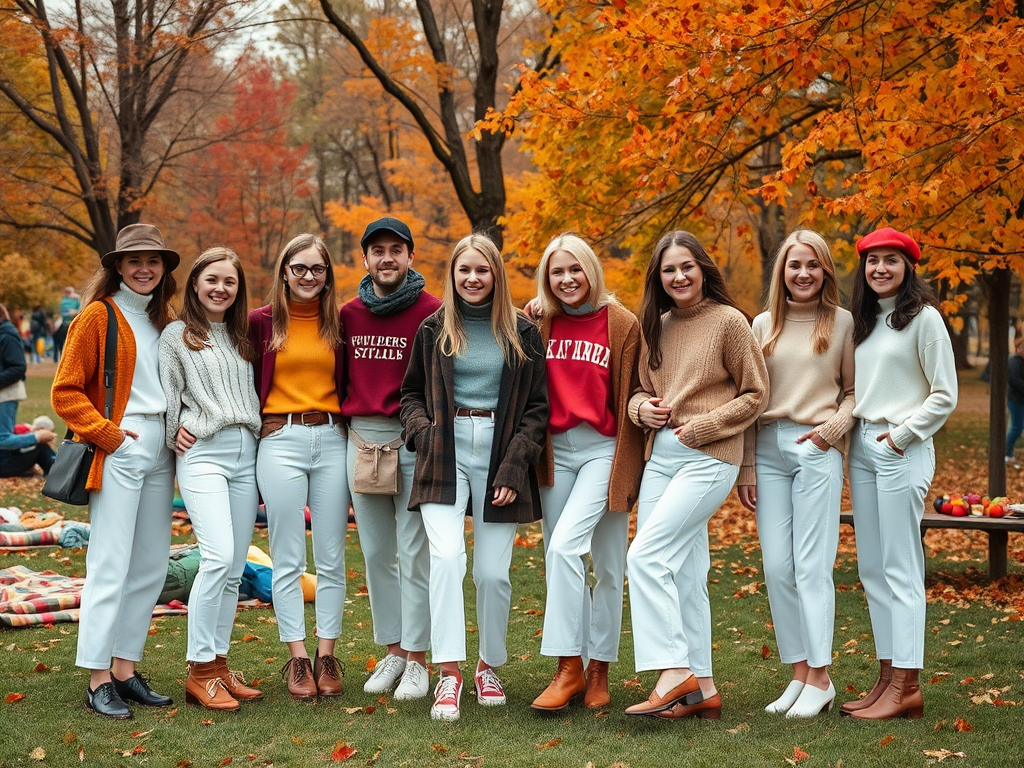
[0,565,187,627]
[0,523,63,549]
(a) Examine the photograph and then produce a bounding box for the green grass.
[1,371,1022,767]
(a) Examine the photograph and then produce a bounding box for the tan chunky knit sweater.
[628,299,768,466]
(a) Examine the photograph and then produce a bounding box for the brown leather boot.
[849,668,923,720]
[313,651,344,697]
[214,655,263,701]
[185,661,240,711]
[281,657,317,700]
[841,659,892,715]
[531,656,586,711]
[584,660,610,709]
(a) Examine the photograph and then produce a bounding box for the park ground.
[0,367,1021,768]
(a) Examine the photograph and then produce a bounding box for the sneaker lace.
[435,675,460,703]
[477,669,503,696]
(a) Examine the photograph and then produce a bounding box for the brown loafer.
[624,675,701,716]
[652,691,722,720]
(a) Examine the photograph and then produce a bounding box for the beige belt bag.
[350,428,403,495]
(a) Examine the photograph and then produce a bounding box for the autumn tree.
[0,0,270,256]
[317,0,555,249]
[499,0,1024,482]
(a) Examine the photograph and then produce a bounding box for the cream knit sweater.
[738,300,855,486]
[628,299,768,466]
[159,321,261,449]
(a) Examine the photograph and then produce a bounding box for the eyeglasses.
[287,263,328,279]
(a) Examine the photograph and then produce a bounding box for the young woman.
[737,230,855,717]
[52,224,179,720]
[400,233,548,721]
[250,234,350,700]
[159,247,263,711]
[529,234,644,712]
[843,227,956,720]
[624,231,767,719]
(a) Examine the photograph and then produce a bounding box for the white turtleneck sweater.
[113,285,166,417]
[158,321,261,449]
[851,296,957,449]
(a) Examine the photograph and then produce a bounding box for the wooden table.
[839,510,1024,579]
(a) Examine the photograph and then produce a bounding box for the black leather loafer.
[84,682,132,720]
[112,671,173,707]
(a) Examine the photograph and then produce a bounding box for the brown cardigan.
[51,300,138,490]
[400,310,549,524]
[537,301,645,513]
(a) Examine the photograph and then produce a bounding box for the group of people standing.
[49,217,955,725]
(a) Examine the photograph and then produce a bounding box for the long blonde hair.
[762,229,839,357]
[267,234,340,351]
[536,233,613,316]
[438,234,526,366]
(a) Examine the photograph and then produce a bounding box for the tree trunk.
[986,269,1010,497]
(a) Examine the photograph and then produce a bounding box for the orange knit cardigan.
[51,299,138,491]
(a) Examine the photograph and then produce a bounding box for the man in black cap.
[341,217,441,700]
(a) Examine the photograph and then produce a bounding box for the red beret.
[856,227,921,265]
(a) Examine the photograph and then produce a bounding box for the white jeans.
[539,423,627,661]
[849,421,933,669]
[176,426,259,662]
[754,420,842,668]
[627,427,739,674]
[76,414,174,669]
[256,420,350,643]
[420,415,518,666]
[348,415,430,652]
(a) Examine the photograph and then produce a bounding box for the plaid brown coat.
[400,310,548,523]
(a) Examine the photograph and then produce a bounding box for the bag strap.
[62,300,118,442]
[349,428,403,452]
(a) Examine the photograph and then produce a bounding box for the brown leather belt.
[260,411,340,437]
[454,408,494,418]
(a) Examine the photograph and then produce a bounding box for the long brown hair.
[639,231,741,370]
[267,234,341,351]
[438,234,526,366]
[179,247,253,361]
[851,250,936,345]
[81,257,177,331]
[762,230,840,357]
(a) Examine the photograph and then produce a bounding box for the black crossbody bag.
[42,301,117,506]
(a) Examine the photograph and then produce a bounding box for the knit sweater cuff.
[627,393,650,427]
[889,423,915,450]
[736,465,756,487]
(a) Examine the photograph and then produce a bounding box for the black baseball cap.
[360,217,414,252]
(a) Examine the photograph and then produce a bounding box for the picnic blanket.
[0,565,188,627]
[0,520,91,549]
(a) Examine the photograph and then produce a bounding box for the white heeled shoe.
[765,679,805,714]
[785,680,836,718]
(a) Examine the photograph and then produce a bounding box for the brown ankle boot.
[840,659,892,715]
[214,655,263,701]
[584,660,610,709]
[185,661,240,711]
[281,657,317,700]
[849,668,923,720]
[313,651,344,697]
[531,656,586,711]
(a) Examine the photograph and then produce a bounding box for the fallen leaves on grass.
[761,644,771,659]
[33,663,48,672]
[366,745,382,765]
[431,744,447,753]
[923,749,967,761]
[536,739,561,750]
[330,741,357,761]
[365,656,377,671]
[29,747,45,761]
[219,759,232,767]
[784,746,809,765]
[241,634,261,643]
[5,693,25,703]
[879,735,894,746]
[726,723,750,734]
[954,718,973,732]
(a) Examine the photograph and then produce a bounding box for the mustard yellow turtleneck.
[264,299,340,415]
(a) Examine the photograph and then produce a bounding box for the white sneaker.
[393,660,430,701]
[474,667,506,706]
[363,654,407,694]
[430,674,463,721]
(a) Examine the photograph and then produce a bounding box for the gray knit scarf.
[358,268,426,316]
